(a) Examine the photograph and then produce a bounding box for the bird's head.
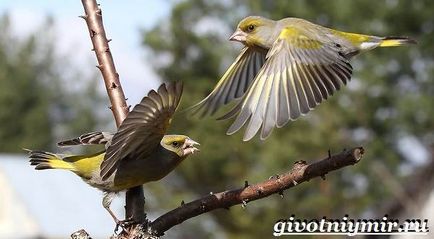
[161,135,200,158]
[230,16,276,48]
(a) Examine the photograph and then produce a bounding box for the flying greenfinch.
[27,81,199,224]
[191,16,416,141]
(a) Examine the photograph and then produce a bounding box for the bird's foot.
[114,217,139,234]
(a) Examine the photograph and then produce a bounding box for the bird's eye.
[247,25,255,32]
[171,141,179,147]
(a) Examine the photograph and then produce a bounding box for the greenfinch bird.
[191,16,416,141]
[27,82,199,224]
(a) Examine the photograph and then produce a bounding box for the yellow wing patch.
[331,30,371,46]
[280,27,323,49]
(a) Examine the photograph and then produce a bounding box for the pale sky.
[0,0,173,105]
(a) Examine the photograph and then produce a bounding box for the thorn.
[105,47,110,52]
[90,30,97,37]
[96,8,102,16]
[125,98,128,101]
[78,15,88,19]
[180,200,185,207]
[96,65,103,71]
[321,174,326,180]
[200,203,206,211]
[328,149,331,159]
[108,106,113,110]
[91,48,95,51]
[292,180,298,185]
[110,82,117,89]
[244,180,249,188]
[294,160,306,166]
[256,189,263,195]
[107,39,113,42]
[127,105,131,110]
[241,200,247,209]
[279,191,284,198]
[269,174,280,180]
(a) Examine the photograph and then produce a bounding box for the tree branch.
[80,0,145,223]
[80,0,128,123]
[146,147,364,236]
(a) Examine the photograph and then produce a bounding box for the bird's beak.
[229,29,247,43]
[182,138,200,155]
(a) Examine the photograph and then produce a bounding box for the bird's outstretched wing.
[57,132,113,147]
[189,47,266,117]
[100,81,183,180]
[221,26,353,141]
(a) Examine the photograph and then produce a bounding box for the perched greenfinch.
[191,16,416,141]
[27,82,199,224]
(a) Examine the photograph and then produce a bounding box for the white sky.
[0,0,173,105]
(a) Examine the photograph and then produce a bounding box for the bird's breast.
[110,148,182,190]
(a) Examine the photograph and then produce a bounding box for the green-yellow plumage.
[28,135,197,191]
[191,16,416,141]
[27,82,200,224]
[30,150,103,179]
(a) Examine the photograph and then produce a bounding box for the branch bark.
[146,147,364,236]
[80,0,145,223]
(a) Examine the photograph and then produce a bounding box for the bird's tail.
[26,149,75,171]
[332,30,416,52]
[379,36,417,47]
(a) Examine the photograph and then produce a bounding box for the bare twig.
[147,147,364,236]
[80,0,145,223]
[80,0,128,123]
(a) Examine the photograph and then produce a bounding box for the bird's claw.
[114,217,137,234]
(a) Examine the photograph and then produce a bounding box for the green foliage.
[142,0,433,238]
[0,14,104,152]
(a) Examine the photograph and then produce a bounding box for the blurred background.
[0,0,433,238]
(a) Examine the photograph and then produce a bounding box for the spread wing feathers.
[190,47,266,117]
[57,132,113,148]
[222,27,353,141]
[100,81,183,180]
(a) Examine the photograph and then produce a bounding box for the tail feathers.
[26,149,75,171]
[380,36,417,47]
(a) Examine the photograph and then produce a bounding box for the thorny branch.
[80,0,145,224]
[145,147,364,236]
